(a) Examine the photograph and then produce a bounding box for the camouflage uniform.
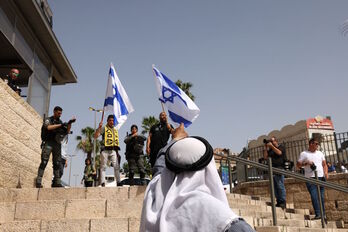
[124,134,146,184]
[36,116,64,187]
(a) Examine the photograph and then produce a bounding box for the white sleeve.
[298,152,306,162]
[61,135,68,160]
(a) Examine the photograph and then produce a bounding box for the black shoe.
[36,183,43,188]
[117,182,123,187]
[52,183,63,188]
[313,216,321,220]
[279,203,286,210]
[101,183,105,187]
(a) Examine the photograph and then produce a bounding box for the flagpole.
[152,64,166,114]
[100,110,105,123]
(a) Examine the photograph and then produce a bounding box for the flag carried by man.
[103,63,134,129]
[152,65,200,127]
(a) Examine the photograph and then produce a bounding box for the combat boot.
[52,183,63,188]
[52,177,63,188]
[35,177,43,188]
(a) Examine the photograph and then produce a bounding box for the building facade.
[0,0,77,117]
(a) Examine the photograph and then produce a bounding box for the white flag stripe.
[103,63,134,129]
[152,66,200,127]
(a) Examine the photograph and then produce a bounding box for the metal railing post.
[227,156,233,193]
[315,171,325,228]
[333,132,340,164]
[219,159,223,180]
[268,157,277,226]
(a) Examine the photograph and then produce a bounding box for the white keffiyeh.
[140,138,238,232]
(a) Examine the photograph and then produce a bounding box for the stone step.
[235,208,306,220]
[0,187,147,203]
[259,218,342,229]
[0,218,140,232]
[1,218,345,232]
[236,214,342,229]
[256,226,348,232]
[1,198,144,222]
[4,187,345,231]
[230,203,289,215]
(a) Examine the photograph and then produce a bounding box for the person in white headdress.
[140,124,255,232]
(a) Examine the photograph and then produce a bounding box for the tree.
[122,162,129,176]
[175,79,195,101]
[76,127,100,160]
[141,116,159,135]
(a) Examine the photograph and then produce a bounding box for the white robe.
[140,145,239,232]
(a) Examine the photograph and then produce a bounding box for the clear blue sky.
[47,0,348,185]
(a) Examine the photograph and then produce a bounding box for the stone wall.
[0,79,52,188]
[233,173,348,224]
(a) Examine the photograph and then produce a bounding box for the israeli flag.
[153,65,200,127]
[104,63,134,129]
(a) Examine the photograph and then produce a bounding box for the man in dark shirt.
[146,112,173,168]
[263,136,287,209]
[3,68,21,95]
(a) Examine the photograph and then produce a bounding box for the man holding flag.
[152,66,200,128]
[95,115,121,187]
[146,66,200,169]
[146,112,173,168]
[94,63,134,186]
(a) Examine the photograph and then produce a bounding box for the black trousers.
[36,141,61,184]
[128,156,145,179]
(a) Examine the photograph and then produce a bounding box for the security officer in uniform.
[124,124,147,185]
[2,68,21,95]
[35,106,75,188]
[94,114,121,187]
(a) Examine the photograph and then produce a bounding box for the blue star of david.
[160,86,188,107]
[161,86,179,103]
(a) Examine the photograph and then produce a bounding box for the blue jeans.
[227,218,255,232]
[273,174,286,204]
[306,177,325,217]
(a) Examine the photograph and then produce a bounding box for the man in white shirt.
[297,138,328,220]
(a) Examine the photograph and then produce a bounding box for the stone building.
[247,116,339,163]
[0,0,77,187]
[0,0,77,117]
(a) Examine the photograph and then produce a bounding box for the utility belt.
[41,140,60,149]
[103,146,119,151]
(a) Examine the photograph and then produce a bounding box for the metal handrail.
[225,155,348,193]
[216,153,348,228]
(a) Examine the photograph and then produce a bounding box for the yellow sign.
[104,126,119,147]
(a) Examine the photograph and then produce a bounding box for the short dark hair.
[107,114,114,120]
[309,138,319,144]
[54,106,63,112]
[131,124,138,131]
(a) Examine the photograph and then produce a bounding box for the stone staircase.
[0,187,347,232]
